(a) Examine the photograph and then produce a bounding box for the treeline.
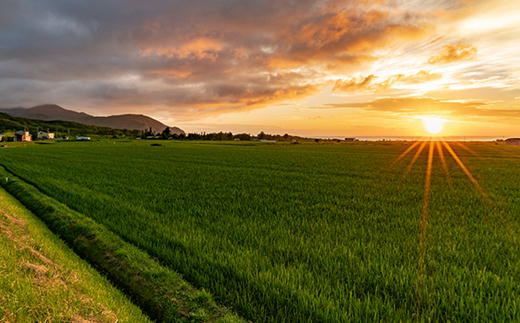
[146,128,336,142]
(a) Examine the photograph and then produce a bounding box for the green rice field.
[0,140,518,321]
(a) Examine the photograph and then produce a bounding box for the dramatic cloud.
[0,0,519,135]
[0,0,440,118]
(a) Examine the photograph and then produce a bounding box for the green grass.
[0,186,151,322]
[0,140,518,321]
[0,166,243,322]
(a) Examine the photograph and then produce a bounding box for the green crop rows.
[0,140,518,321]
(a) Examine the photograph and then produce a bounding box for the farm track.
[0,165,244,323]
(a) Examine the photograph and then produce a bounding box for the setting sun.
[421,117,445,134]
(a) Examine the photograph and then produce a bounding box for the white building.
[37,131,55,140]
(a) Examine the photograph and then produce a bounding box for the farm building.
[14,130,32,142]
[505,138,520,145]
[37,131,55,139]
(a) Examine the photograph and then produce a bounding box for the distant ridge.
[0,104,184,134]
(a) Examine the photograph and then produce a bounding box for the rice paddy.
[0,140,518,321]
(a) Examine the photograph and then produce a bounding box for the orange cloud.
[142,37,224,61]
[333,75,375,92]
[333,71,442,92]
[242,84,319,107]
[323,96,520,119]
[269,9,429,70]
[428,43,477,64]
[394,70,442,84]
[377,70,442,89]
[332,97,484,114]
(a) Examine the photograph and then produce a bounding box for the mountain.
[0,104,184,134]
[0,112,143,138]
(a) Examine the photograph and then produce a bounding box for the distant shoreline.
[313,136,509,142]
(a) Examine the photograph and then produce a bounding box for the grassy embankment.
[0,166,243,323]
[0,140,518,322]
[0,187,151,322]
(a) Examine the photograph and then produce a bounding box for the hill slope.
[0,104,184,134]
[0,112,141,137]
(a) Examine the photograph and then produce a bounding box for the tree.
[161,127,171,139]
[144,127,154,137]
[234,133,251,141]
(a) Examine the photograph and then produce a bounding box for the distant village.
[0,130,54,142]
[0,129,91,142]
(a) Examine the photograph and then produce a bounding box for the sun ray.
[442,141,490,202]
[435,141,451,185]
[406,141,427,174]
[391,141,421,166]
[454,142,479,157]
[416,140,434,316]
[419,141,434,262]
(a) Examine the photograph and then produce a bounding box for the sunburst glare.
[420,117,446,135]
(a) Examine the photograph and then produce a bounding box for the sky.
[1,0,519,137]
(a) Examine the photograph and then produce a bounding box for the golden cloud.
[323,96,520,119]
[333,71,442,92]
[333,75,375,92]
[394,70,442,84]
[428,43,477,64]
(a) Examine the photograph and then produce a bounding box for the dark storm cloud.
[0,0,439,118]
